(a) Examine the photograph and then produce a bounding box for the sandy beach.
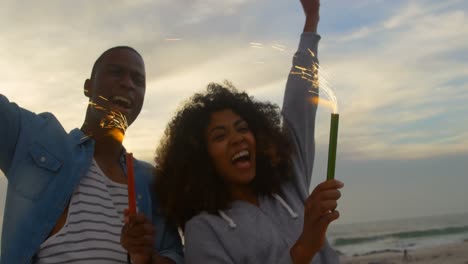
[340,240,468,264]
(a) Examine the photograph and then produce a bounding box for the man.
[0,46,183,263]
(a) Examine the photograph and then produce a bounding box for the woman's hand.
[300,0,320,33]
[291,180,344,264]
[121,209,155,264]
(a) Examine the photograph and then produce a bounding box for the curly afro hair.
[154,81,293,228]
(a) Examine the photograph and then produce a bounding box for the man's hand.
[291,179,344,263]
[300,0,320,33]
[121,209,155,264]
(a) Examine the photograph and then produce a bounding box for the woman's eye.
[238,126,249,132]
[213,134,225,141]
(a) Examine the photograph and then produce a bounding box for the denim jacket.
[0,94,183,264]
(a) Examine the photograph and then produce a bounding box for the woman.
[122,0,343,263]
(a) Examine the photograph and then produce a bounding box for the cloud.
[1,0,467,230]
[176,0,250,24]
[314,0,468,160]
[125,43,296,161]
[383,0,464,30]
[333,0,465,42]
[1,0,466,166]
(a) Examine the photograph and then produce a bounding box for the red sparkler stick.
[126,153,137,215]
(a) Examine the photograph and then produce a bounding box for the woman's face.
[205,109,257,187]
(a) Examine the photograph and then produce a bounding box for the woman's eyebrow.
[234,119,246,127]
[208,119,245,134]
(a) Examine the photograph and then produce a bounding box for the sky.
[0,0,467,235]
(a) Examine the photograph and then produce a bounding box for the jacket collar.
[69,128,94,145]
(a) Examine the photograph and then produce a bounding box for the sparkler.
[250,41,340,180]
[290,49,340,181]
[327,113,339,181]
[126,153,137,215]
[87,97,137,214]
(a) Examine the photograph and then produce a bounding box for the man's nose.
[120,72,135,90]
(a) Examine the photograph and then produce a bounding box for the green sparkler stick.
[327,113,339,180]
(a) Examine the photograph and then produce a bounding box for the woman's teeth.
[232,150,250,162]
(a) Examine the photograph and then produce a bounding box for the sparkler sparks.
[290,49,341,181]
[80,133,93,141]
[317,66,338,114]
[81,97,129,143]
[248,40,339,113]
[99,110,128,131]
[271,44,286,52]
[250,42,264,49]
[99,95,109,101]
[290,48,339,113]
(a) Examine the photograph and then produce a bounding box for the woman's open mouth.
[231,150,252,169]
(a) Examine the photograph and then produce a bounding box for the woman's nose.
[230,131,245,145]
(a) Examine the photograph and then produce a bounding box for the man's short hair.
[90,46,143,79]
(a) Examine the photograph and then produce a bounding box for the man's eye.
[238,126,249,132]
[133,76,145,87]
[110,68,121,75]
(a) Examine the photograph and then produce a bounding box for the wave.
[334,225,468,246]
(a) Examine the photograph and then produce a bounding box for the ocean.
[1,212,467,259]
[328,212,468,256]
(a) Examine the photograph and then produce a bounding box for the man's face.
[85,48,146,127]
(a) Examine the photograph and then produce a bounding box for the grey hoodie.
[184,33,340,264]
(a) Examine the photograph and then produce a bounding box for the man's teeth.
[112,96,132,108]
[232,150,250,162]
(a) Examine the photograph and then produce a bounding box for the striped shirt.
[35,160,129,264]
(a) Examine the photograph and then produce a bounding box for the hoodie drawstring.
[218,210,237,229]
[218,194,298,228]
[272,194,299,219]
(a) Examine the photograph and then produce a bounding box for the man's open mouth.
[109,95,133,111]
